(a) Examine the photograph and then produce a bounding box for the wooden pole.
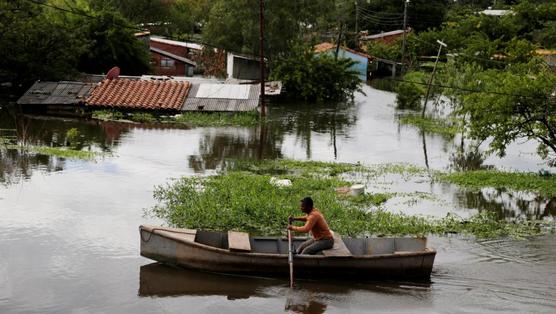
[401,0,410,69]
[259,0,266,117]
[287,228,294,288]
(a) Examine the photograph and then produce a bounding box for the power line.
[23,0,144,31]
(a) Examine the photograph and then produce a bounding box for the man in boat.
[288,197,334,255]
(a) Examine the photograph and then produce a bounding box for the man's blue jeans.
[296,237,334,255]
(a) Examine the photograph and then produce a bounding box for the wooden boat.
[139,225,436,280]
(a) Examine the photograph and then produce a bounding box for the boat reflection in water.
[138,262,276,299]
[139,263,432,313]
[139,262,328,313]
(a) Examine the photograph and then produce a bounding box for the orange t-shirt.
[291,208,333,240]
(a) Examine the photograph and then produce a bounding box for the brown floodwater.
[1,86,555,313]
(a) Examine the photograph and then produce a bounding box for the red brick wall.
[150,52,186,76]
[151,41,189,57]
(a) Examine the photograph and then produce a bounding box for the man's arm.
[290,215,316,233]
[289,215,307,222]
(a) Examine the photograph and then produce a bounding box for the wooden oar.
[287,217,295,288]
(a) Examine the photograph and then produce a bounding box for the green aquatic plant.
[92,109,124,121]
[131,112,157,123]
[149,160,550,239]
[171,111,260,127]
[4,145,97,160]
[399,114,460,138]
[438,170,556,198]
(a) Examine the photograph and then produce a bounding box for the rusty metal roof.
[17,81,94,105]
[182,83,260,112]
[86,78,191,110]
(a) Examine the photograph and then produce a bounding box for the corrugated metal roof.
[196,84,250,99]
[363,29,405,40]
[86,78,191,110]
[17,81,94,105]
[182,84,260,112]
[150,47,197,66]
[150,37,203,50]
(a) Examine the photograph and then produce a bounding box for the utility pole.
[422,40,447,118]
[401,0,410,69]
[335,23,344,60]
[259,0,266,117]
[355,0,359,34]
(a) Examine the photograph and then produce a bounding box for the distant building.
[536,49,556,69]
[147,37,199,77]
[226,53,262,81]
[360,29,411,45]
[314,42,371,81]
[16,81,94,117]
[480,9,513,16]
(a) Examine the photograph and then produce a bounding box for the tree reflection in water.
[456,187,556,220]
[187,100,359,172]
[0,107,131,185]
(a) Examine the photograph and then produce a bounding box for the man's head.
[300,197,314,214]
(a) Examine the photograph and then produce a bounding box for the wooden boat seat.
[228,231,251,252]
[322,232,352,257]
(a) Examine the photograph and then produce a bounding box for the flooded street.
[1,86,555,313]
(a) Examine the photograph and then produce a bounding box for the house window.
[161,57,175,68]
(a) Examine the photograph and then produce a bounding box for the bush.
[65,128,81,148]
[395,71,428,110]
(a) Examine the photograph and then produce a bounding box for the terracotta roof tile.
[86,79,191,110]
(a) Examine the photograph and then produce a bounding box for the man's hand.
[287,225,294,230]
[288,215,294,224]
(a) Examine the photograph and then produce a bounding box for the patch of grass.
[92,109,260,127]
[399,114,460,138]
[92,109,124,121]
[171,111,260,127]
[5,144,97,160]
[438,170,556,198]
[131,112,156,123]
[148,160,550,238]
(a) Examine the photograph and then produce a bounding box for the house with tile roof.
[86,78,191,111]
[18,76,262,116]
[314,42,372,81]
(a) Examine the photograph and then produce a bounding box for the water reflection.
[270,101,358,160]
[139,262,432,313]
[449,145,492,171]
[0,149,65,185]
[139,262,276,298]
[188,125,283,172]
[456,187,556,219]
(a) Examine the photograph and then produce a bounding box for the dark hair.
[300,197,313,209]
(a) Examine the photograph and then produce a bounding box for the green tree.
[269,46,361,101]
[202,0,336,59]
[75,8,150,75]
[0,0,83,86]
[452,60,556,164]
